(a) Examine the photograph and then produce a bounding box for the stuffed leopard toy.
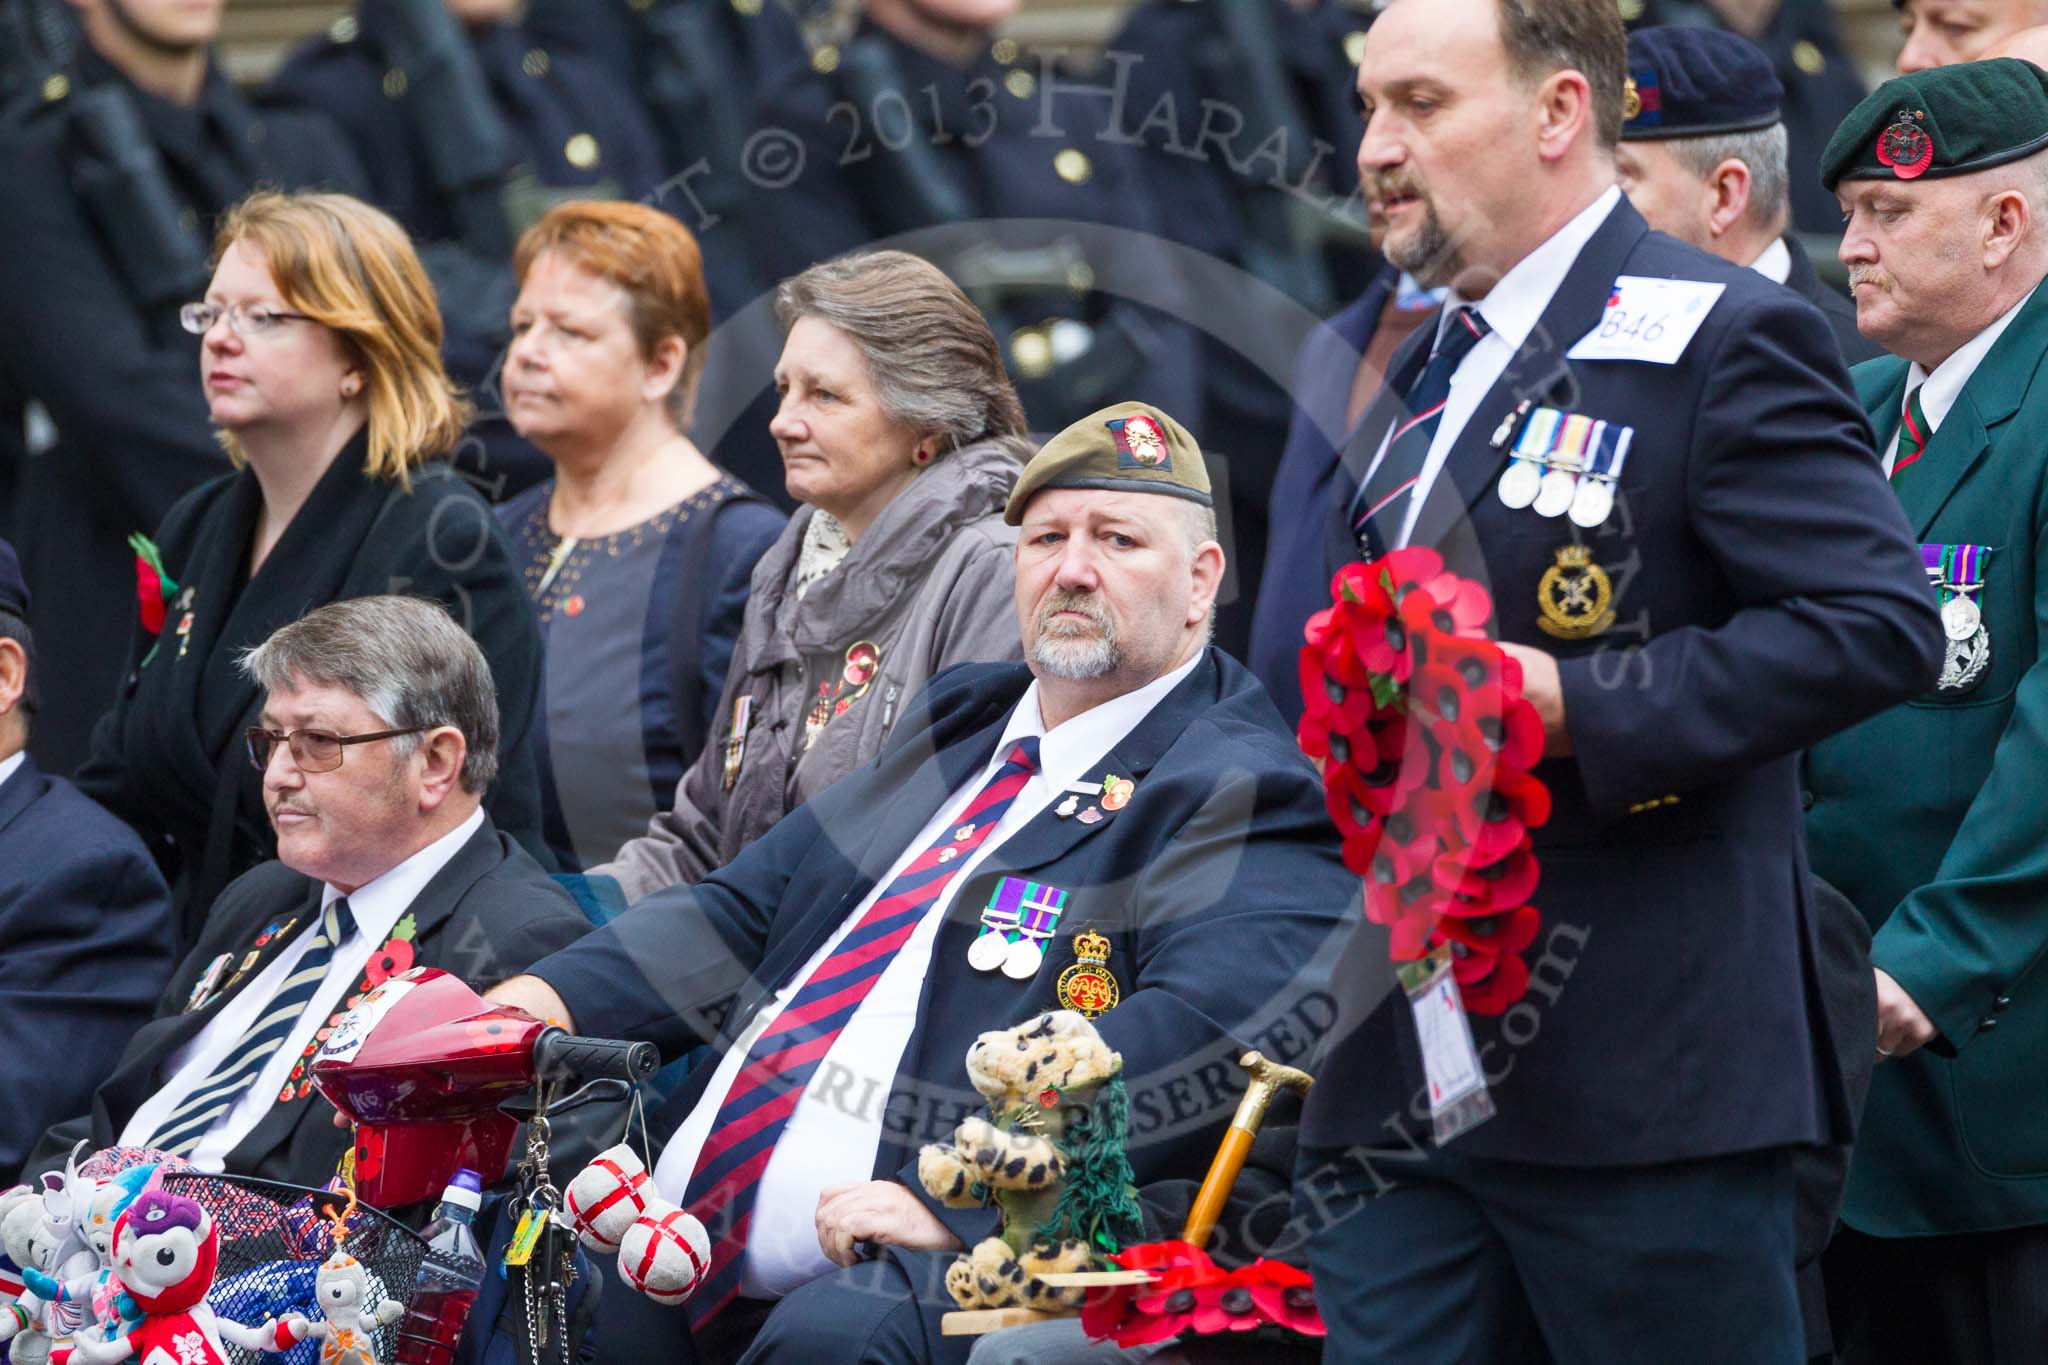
[918,1010,1142,1312]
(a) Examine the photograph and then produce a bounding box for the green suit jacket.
[1805,284,2048,1237]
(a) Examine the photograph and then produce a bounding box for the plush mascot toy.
[65,1189,304,1365]
[562,1145,709,1306]
[917,1011,1142,1312]
[0,1149,101,1365]
[295,1251,403,1365]
[19,1166,156,1351]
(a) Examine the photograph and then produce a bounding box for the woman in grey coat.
[587,251,1030,899]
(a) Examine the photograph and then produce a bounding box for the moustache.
[1037,591,1112,633]
[1847,267,1893,292]
[1368,171,1428,204]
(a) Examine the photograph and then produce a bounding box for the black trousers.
[1824,1222,2048,1365]
[1295,1142,1805,1364]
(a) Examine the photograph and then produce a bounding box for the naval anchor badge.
[1536,544,1616,640]
[1056,928,1120,1019]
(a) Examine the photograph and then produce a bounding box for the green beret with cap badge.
[1821,58,2048,191]
[1003,401,1213,526]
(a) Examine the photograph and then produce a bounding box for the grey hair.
[1670,122,1790,234]
[239,595,500,793]
[774,250,1027,449]
[1180,499,1220,646]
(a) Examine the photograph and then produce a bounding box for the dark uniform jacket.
[1306,196,1943,1168]
[0,51,364,775]
[76,430,546,950]
[28,818,588,1189]
[0,755,176,1184]
[533,652,1353,1252]
[1806,287,2048,1237]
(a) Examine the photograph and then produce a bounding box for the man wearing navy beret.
[1808,56,2048,1365]
[0,537,176,1184]
[1617,24,1880,365]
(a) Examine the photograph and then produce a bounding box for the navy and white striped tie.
[147,897,356,1156]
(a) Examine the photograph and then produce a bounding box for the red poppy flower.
[1375,546,1445,599]
[362,937,415,988]
[1434,719,1498,798]
[1186,1281,1265,1335]
[1239,1260,1326,1337]
[1448,765,1553,862]
[1482,697,1546,770]
[1082,1242,1226,1348]
[1432,838,1540,915]
[1449,943,1533,1015]
[1434,903,1541,957]
[1418,573,1495,640]
[1329,561,1396,614]
[1352,595,1417,681]
[353,1125,386,1182]
[1299,646,1374,735]
[1385,903,1437,961]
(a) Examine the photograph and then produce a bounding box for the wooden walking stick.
[1180,1050,1314,1249]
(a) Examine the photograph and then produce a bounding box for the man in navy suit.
[0,537,176,1184]
[1296,0,1944,1359]
[490,403,1356,1365]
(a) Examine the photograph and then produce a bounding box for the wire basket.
[161,1172,427,1365]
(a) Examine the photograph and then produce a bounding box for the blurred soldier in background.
[1625,0,1867,235]
[1894,0,2048,70]
[1106,0,1380,658]
[523,0,808,318]
[265,0,669,499]
[1615,24,1880,364]
[0,0,364,775]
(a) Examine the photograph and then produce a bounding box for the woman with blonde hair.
[79,190,544,945]
[497,200,786,871]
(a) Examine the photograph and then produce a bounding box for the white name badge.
[1566,275,1725,365]
[1398,948,1496,1143]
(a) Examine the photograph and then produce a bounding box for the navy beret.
[1623,25,1784,141]
[0,538,24,619]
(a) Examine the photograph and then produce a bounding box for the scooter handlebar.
[531,1027,658,1085]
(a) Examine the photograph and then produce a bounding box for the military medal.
[969,877,1069,975]
[184,952,232,1012]
[1533,414,1597,518]
[1876,108,1934,180]
[1568,423,1632,529]
[843,640,880,689]
[722,695,753,792]
[1925,543,1993,693]
[1536,543,1616,640]
[1055,928,1120,1019]
[1496,405,1557,510]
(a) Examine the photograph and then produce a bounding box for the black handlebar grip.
[532,1027,659,1084]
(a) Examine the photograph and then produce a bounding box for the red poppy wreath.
[1298,548,1551,1014]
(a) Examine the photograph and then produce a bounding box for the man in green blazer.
[1806,59,2048,1364]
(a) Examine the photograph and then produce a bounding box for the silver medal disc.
[968,931,1010,972]
[1533,468,1578,519]
[1001,937,1045,980]
[1942,594,1981,643]
[1567,479,1615,529]
[1497,460,1543,510]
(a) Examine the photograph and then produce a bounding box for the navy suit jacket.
[1249,264,1404,727]
[0,756,175,1184]
[1304,198,1943,1167]
[531,649,1356,1248]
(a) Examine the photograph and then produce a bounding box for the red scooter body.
[311,967,548,1208]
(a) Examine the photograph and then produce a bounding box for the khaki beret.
[1003,401,1213,526]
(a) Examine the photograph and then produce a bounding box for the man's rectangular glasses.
[245,725,431,773]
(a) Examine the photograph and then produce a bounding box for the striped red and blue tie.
[681,736,1042,1329]
[1349,304,1491,558]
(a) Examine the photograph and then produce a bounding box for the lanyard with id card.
[1397,946,1496,1142]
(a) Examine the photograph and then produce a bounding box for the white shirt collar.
[994,651,1204,796]
[319,805,485,941]
[0,751,23,793]
[1446,186,1623,353]
[1749,237,1794,285]
[1906,284,2041,437]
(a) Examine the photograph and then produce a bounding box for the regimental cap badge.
[1623,77,1641,123]
[1876,108,1934,180]
[1055,928,1120,1019]
[1107,414,1171,471]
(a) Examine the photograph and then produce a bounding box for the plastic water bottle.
[392,1169,487,1365]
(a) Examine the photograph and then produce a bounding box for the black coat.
[0,53,365,775]
[75,429,547,950]
[1307,196,1943,1167]
[0,755,176,1185]
[27,818,588,1189]
[1783,230,1885,366]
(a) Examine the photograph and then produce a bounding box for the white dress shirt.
[119,806,484,1170]
[1748,237,1794,285]
[653,653,1204,1299]
[1364,185,1624,548]
[1882,286,2040,474]
[0,751,24,793]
